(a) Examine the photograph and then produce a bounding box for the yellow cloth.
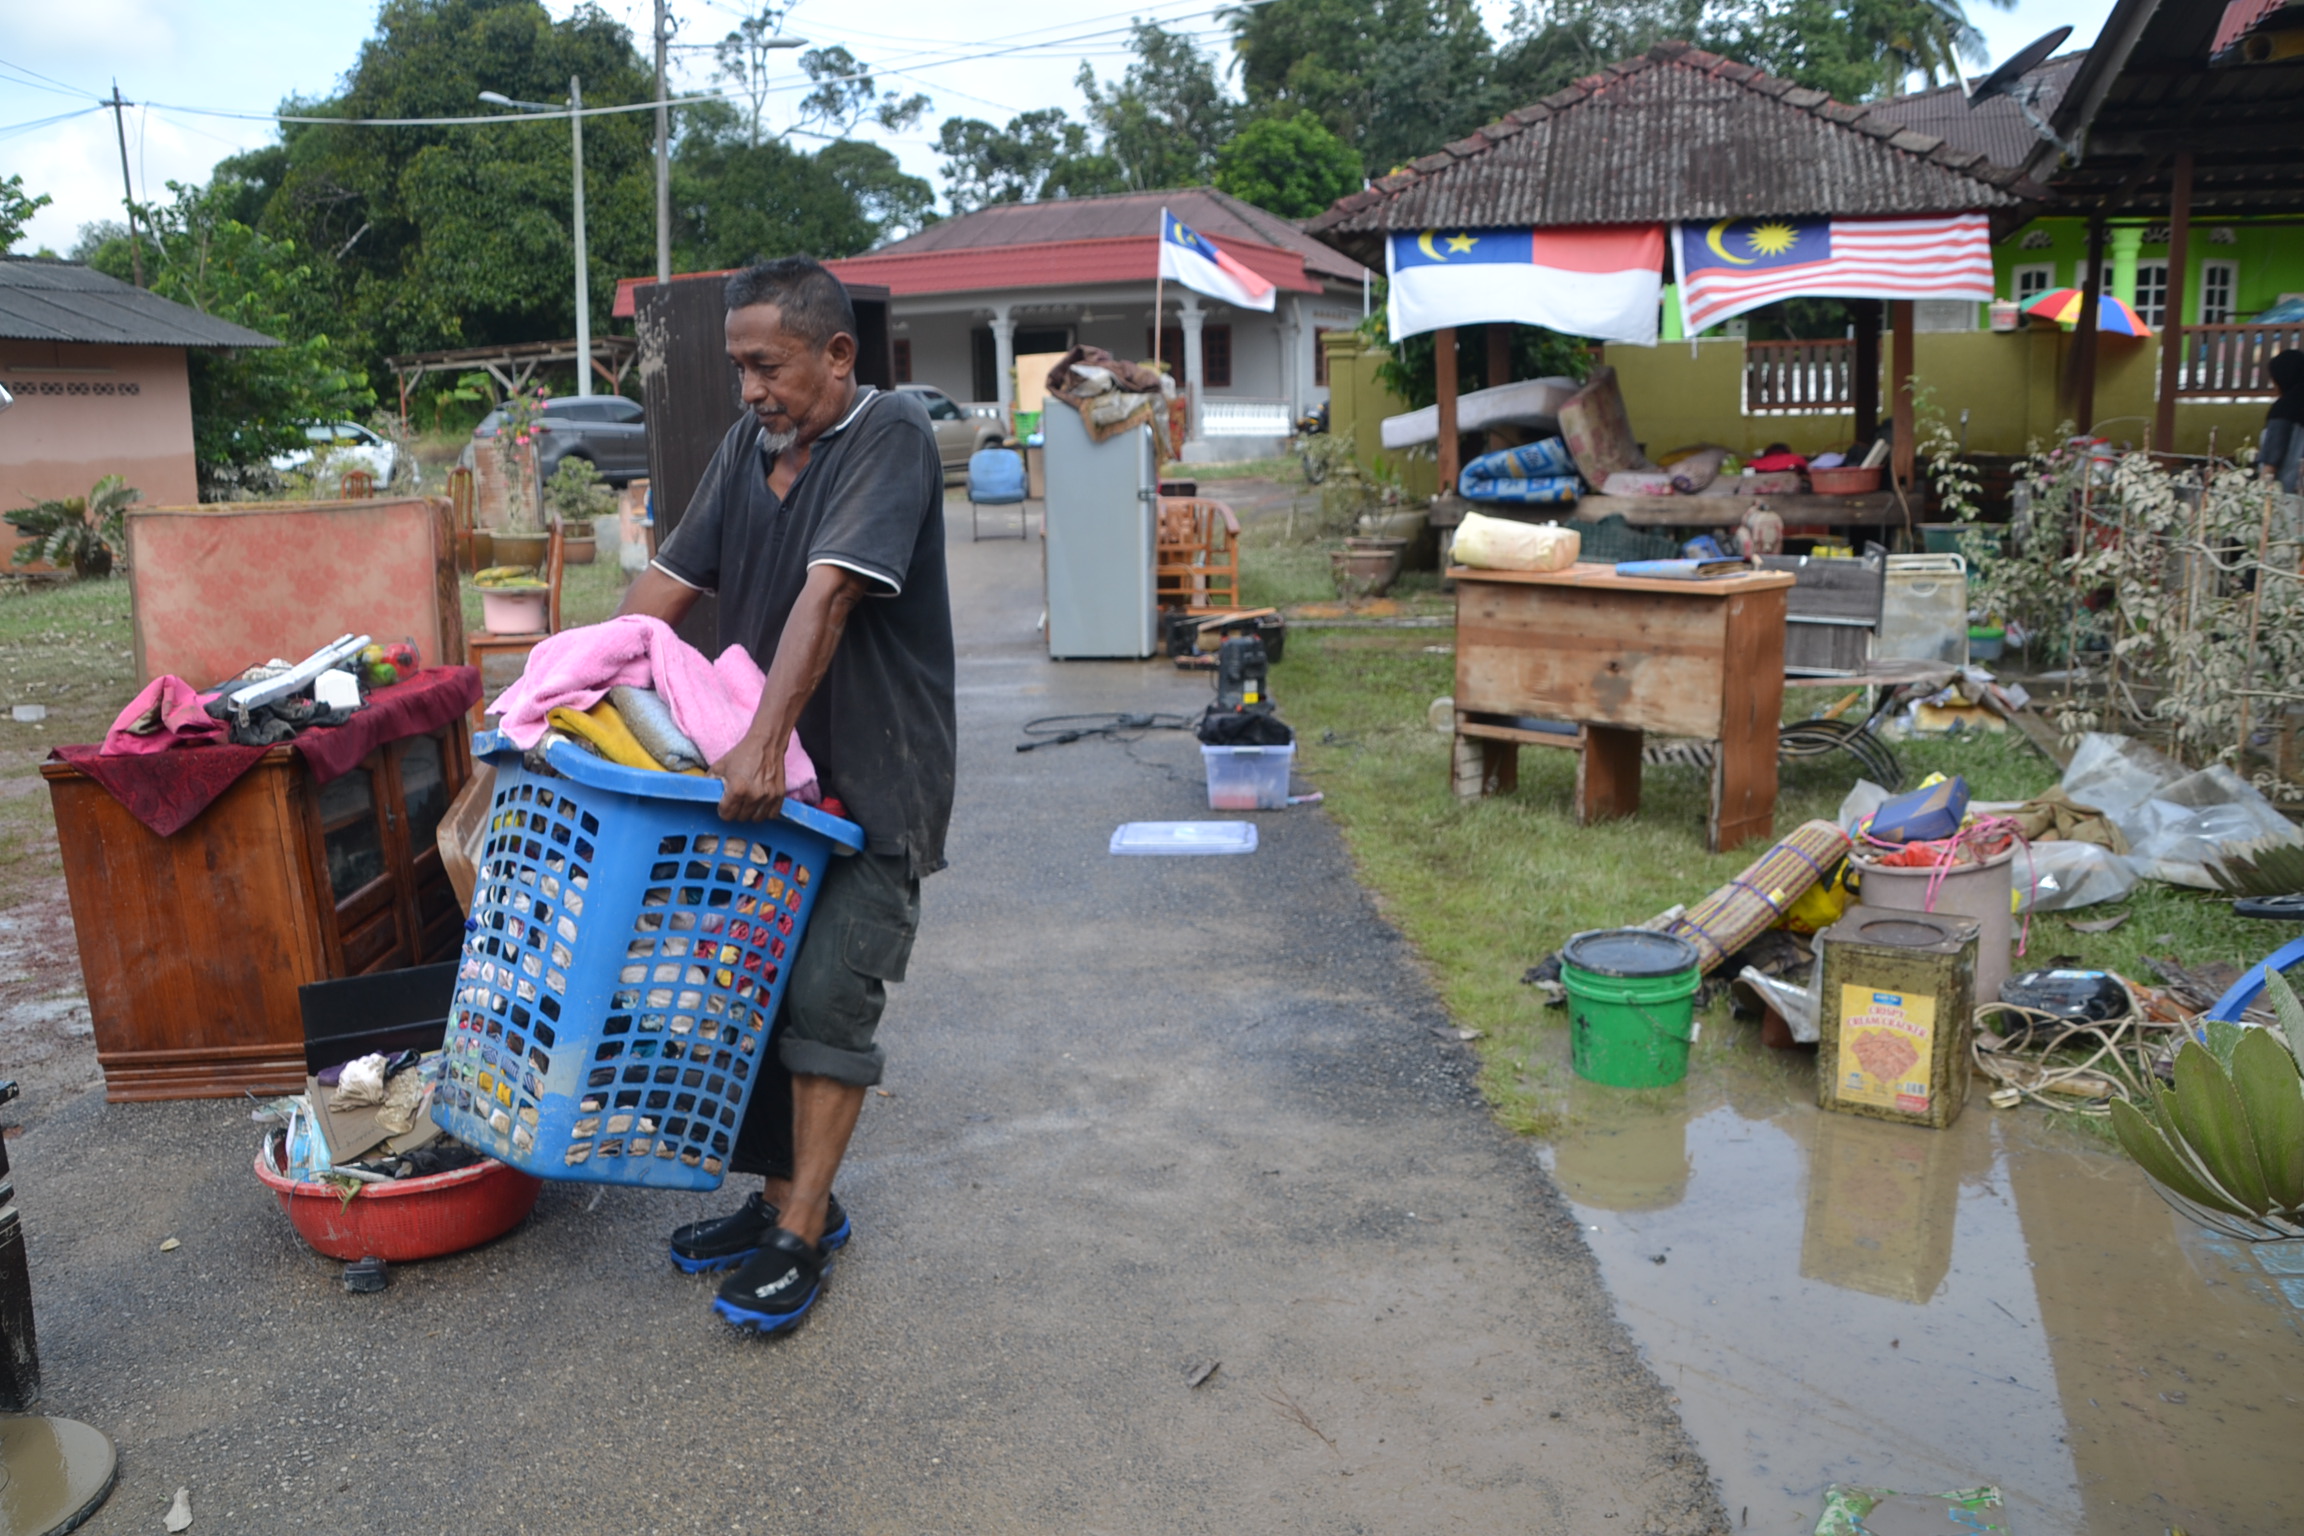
[546,702,701,774]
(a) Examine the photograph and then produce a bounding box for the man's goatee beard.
[759,425,800,456]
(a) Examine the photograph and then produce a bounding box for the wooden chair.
[466,517,565,733]
[340,469,376,499]
[1155,497,1241,613]
[445,465,482,572]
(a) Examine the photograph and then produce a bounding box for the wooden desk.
[1450,562,1793,852]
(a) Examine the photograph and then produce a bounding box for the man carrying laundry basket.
[618,257,955,1332]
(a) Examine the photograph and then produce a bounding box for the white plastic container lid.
[1108,822,1259,856]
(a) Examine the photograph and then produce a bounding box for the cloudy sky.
[3,0,2114,256]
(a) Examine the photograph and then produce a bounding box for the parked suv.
[897,384,1006,476]
[474,395,650,486]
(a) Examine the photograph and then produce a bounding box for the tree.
[1076,23,1236,192]
[1226,0,1506,174]
[935,110,1121,212]
[0,176,51,254]
[672,104,880,269]
[713,9,930,146]
[815,140,937,244]
[1716,0,2006,102]
[1213,112,1363,218]
[792,46,931,141]
[89,181,372,496]
[1492,0,1711,104]
[257,0,659,369]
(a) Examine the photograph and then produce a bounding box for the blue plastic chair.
[967,447,1028,541]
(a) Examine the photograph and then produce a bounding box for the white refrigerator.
[1042,402,1158,659]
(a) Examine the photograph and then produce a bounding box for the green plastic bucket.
[1562,929,1703,1088]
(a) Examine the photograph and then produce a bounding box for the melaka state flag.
[1388,225,1666,344]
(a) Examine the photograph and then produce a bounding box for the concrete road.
[11,502,1724,1534]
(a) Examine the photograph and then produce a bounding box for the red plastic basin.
[255,1138,543,1262]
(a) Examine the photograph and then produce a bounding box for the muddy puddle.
[1541,1026,2304,1535]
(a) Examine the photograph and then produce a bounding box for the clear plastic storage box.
[1201,744,1293,811]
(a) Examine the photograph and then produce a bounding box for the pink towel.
[487,615,817,800]
[104,675,229,755]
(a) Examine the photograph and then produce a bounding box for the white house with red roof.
[827,187,1372,459]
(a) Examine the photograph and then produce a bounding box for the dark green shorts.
[728,852,918,1178]
[774,850,919,1085]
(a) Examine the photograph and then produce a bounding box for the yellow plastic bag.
[1779,858,1851,934]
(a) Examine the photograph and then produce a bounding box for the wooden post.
[2154,151,2194,456]
[2072,218,2106,434]
[1485,324,1512,450]
[1850,300,1881,444]
[1435,326,1461,499]
[1890,299,1916,489]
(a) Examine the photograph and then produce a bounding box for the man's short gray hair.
[724,257,857,350]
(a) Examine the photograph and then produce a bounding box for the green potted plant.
[544,457,615,565]
[5,475,139,579]
[492,387,551,569]
[2111,969,2304,1241]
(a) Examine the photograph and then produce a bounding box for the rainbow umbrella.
[2024,287,2153,336]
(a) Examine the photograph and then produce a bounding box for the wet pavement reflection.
[1541,1025,2304,1535]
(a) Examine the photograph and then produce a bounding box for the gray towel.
[609,685,709,772]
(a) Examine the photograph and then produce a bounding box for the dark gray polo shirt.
[654,385,955,876]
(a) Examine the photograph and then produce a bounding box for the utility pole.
[107,81,142,288]
[571,75,592,397]
[653,0,672,284]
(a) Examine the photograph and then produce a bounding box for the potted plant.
[544,457,616,566]
[2111,970,2304,1241]
[5,475,139,579]
[491,387,551,570]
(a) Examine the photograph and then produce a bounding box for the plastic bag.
[2058,733,2302,887]
[2019,839,2140,912]
[437,761,495,915]
[1452,513,1581,572]
[1837,778,1892,833]
[1459,441,1581,504]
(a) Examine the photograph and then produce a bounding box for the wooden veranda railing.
[1743,339,1855,415]
[2174,321,2304,398]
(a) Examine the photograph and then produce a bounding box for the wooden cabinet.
[43,728,471,1102]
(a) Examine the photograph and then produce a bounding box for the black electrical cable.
[1015,712,1195,752]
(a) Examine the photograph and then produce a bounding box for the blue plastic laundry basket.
[430,732,864,1190]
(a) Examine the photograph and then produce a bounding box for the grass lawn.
[1248,547,2283,1136]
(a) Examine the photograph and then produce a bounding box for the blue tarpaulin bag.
[1460,438,1581,504]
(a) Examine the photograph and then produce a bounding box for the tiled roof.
[868,186,1370,284]
[0,258,279,348]
[1866,54,2085,171]
[1307,41,2038,262]
[824,233,1324,300]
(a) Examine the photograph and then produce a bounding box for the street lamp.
[480,80,595,396]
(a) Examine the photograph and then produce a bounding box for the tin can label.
[1837,985,1936,1112]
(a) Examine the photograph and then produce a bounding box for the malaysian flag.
[1672,214,1995,335]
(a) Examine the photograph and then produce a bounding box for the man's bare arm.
[618,565,706,627]
[711,562,869,821]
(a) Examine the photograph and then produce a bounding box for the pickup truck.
[897,385,1006,477]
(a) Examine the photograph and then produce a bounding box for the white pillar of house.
[1179,296,1206,444]
[989,303,1016,415]
[1284,294,1305,417]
